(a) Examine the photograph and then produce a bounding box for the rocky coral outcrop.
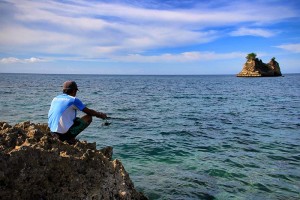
[0,121,147,200]
[237,54,282,77]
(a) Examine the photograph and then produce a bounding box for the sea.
[0,73,299,200]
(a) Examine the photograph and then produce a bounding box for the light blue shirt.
[48,94,85,133]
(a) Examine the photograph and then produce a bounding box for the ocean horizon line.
[1,72,299,76]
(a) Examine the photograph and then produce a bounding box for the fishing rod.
[101,116,138,126]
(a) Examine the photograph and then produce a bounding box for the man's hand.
[96,112,107,119]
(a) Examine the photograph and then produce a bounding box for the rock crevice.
[0,121,147,200]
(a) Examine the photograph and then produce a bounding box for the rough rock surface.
[0,121,147,200]
[237,58,282,77]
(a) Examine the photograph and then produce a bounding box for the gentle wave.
[1,74,300,199]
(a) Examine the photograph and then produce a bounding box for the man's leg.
[68,116,91,139]
[81,115,92,125]
[54,116,93,144]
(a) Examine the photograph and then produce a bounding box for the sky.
[0,0,300,75]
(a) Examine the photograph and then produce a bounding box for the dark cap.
[63,81,79,91]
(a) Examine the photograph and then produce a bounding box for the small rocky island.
[0,121,147,200]
[237,53,282,77]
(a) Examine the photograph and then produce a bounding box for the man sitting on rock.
[48,80,107,143]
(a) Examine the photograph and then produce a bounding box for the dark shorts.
[53,117,89,141]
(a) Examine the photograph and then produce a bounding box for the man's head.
[63,81,79,95]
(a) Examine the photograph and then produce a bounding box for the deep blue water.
[0,73,299,199]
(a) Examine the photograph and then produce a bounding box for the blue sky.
[0,0,299,75]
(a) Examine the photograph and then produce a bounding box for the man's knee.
[82,115,92,124]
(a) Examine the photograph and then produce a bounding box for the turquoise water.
[0,73,299,199]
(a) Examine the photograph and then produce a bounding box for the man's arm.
[82,107,107,119]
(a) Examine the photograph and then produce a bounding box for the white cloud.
[0,25,80,46]
[0,57,46,64]
[14,1,110,31]
[0,57,20,64]
[112,51,246,63]
[0,0,298,61]
[230,27,275,37]
[275,43,300,53]
[38,0,296,25]
[24,57,45,63]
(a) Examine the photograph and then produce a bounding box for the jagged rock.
[237,57,282,77]
[0,121,147,200]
